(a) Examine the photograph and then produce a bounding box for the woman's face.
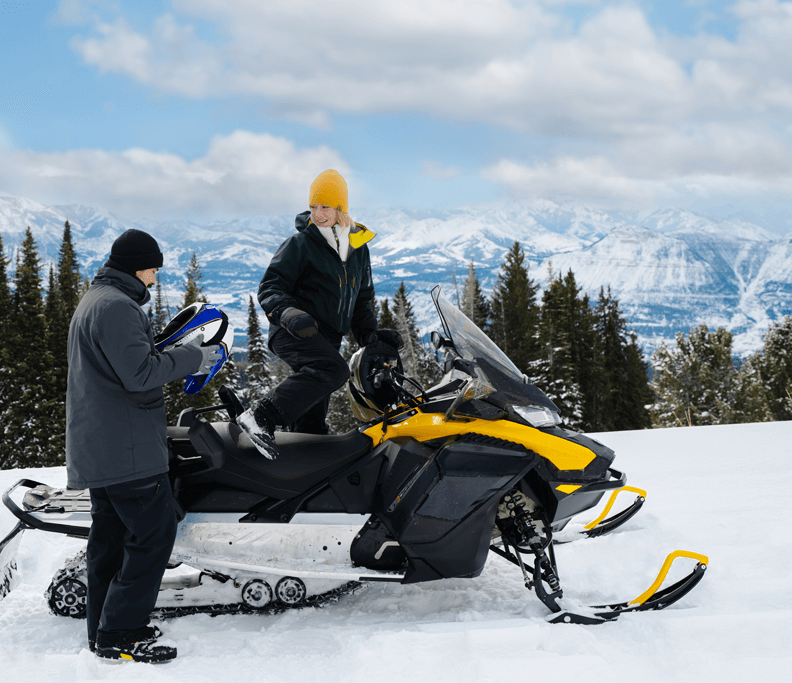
[310,204,338,227]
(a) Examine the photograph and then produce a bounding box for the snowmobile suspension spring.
[503,491,541,547]
[504,490,561,594]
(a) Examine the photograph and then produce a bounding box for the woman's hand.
[280,307,319,338]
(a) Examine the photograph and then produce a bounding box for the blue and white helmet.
[154,302,234,394]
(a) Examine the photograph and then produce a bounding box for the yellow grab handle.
[629,550,710,606]
[584,486,647,531]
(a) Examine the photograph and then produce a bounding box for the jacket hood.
[295,210,375,249]
[92,265,151,306]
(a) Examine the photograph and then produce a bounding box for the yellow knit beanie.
[309,170,348,214]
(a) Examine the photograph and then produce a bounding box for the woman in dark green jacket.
[238,170,401,458]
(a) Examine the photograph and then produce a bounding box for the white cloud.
[482,156,665,209]
[65,2,792,129]
[0,121,14,150]
[0,131,351,219]
[482,123,792,210]
[55,0,119,26]
[421,161,462,181]
[53,0,792,210]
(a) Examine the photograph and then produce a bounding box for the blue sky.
[1,0,791,225]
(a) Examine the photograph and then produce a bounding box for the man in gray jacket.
[66,229,219,663]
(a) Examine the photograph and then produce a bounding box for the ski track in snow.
[0,421,790,682]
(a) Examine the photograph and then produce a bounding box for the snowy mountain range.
[2,194,791,357]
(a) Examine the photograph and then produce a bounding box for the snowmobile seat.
[178,421,376,503]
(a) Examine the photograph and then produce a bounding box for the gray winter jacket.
[65,266,201,489]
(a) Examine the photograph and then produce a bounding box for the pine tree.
[57,221,81,319]
[533,269,588,427]
[150,276,169,332]
[41,223,81,462]
[216,349,242,400]
[44,265,70,459]
[650,325,742,427]
[163,253,215,424]
[756,315,792,421]
[2,229,57,467]
[392,282,441,392]
[244,295,271,407]
[379,297,397,329]
[589,288,652,431]
[181,252,206,309]
[622,332,654,429]
[0,232,12,337]
[0,233,13,465]
[78,275,91,302]
[733,353,773,423]
[461,261,490,330]
[326,333,361,434]
[487,242,539,375]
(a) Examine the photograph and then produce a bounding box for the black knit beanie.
[106,229,164,274]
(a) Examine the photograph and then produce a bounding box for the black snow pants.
[267,328,349,434]
[86,473,177,642]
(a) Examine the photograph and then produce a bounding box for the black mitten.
[363,329,403,349]
[280,307,319,339]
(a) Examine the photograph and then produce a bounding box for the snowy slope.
[0,420,789,682]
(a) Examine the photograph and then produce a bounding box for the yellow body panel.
[556,484,582,494]
[363,412,595,471]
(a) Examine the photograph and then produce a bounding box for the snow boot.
[95,625,175,663]
[238,400,280,459]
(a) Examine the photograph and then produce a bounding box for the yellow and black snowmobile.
[0,286,707,624]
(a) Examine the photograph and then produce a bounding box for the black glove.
[363,329,403,349]
[280,307,319,339]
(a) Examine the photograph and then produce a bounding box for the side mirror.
[431,330,448,350]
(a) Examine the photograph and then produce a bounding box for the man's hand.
[281,307,319,339]
[363,329,403,349]
[185,337,223,374]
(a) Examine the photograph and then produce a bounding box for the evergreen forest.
[1,227,791,469]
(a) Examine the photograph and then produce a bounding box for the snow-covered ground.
[0,421,790,682]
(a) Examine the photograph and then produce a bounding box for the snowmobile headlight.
[513,405,562,428]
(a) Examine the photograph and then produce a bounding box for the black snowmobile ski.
[491,488,707,624]
[554,485,647,544]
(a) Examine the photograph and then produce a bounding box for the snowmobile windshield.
[431,285,559,414]
[432,286,522,380]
